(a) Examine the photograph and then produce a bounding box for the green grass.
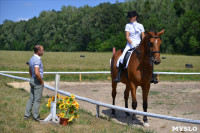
[0,77,154,133]
[0,50,200,81]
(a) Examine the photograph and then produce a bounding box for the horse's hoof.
[144,122,150,127]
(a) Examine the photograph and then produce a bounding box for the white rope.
[0,72,200,124]
[0,71,200,75]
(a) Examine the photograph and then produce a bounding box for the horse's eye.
[150,43,153,47]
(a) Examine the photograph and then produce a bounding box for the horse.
[110,30,165,127]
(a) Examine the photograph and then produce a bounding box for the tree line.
[0,0,199,55]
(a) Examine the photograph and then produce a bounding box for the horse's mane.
[140,34,149,47]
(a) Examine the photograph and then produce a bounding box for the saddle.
[121,48,139,69]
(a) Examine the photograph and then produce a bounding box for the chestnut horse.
[111,30,165,126]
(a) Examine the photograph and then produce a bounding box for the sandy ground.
[8,81,200,133]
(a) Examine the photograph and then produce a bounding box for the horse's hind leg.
[111,80,117,115]
[124,85,130,116]
[142,84,150,127]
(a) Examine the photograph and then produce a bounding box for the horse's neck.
[138,35,151,64]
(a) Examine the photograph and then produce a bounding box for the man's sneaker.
[33,117,43,122]
[24,116,30,120]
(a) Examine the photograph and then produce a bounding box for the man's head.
[34,45,44,56]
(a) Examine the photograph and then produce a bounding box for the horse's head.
[146,30,165,65]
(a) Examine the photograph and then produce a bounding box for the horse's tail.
[111,49,122,80]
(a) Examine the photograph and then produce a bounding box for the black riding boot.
[150,74,158,84]
[114,63,124,83]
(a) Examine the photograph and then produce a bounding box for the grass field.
[0,50,200,81]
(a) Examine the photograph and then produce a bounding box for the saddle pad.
[117,48,135,69]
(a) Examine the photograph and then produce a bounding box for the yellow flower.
[59,103,66,110]
[75,115,80,119]
[70,110,74,115]
[72,100,79,109]
[52,96,55,101]
[48,98,52,103]
[46,103,51,108]
[68,116,74,122]
[57,94,60,98]
[71,94,75,99]
[61,96,65,100]
[64,96,69,100]
[72,100,76,105]
[66,100,70,105]
[75,103,79,109]
[59,112,65,118]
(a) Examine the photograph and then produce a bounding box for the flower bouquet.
[46,94,79,125]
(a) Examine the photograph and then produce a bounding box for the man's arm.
[35,67,44,86]
[29,66,32,77]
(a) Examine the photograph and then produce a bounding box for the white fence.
[1,71,200,75]
[0,72,200,124]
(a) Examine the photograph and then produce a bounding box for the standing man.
[24,45,44,121]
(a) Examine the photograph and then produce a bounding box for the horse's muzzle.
[154,59,161,65]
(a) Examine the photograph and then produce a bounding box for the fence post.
[79,73,82,81]
[96,105,100,118]
[113,47,115,55]
[43,74,60,124]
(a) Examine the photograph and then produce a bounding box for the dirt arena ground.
[8,81,200,133]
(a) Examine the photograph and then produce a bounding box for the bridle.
[147,34,161,65]
[148,35,161,55]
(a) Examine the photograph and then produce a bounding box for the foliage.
[0,0,199,55]
[47,94,79,122]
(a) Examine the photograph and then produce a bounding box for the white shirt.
[33,54,41,67]
[125,21,145,46]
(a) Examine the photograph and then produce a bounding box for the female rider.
[115,11,145,83]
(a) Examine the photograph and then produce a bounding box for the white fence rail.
[1,71,200,75]
[0,72,200,124]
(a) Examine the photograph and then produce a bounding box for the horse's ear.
[158,29,165,36]
[146,32,150,35]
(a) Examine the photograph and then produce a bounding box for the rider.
[115,11,145,83]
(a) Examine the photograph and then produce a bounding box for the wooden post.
[157,74,160,81]
[79,73,82,81]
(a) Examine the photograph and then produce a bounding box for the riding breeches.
[117,43,138,67]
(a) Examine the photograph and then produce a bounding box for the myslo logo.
[171,126,198,132]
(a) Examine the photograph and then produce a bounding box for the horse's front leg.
[129,82,138,120]
[142,83,150,127]
[124,85,130,116]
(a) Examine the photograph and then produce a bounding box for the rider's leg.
[115,44,131,83]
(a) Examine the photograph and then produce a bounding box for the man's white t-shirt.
[125,21,145,46]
